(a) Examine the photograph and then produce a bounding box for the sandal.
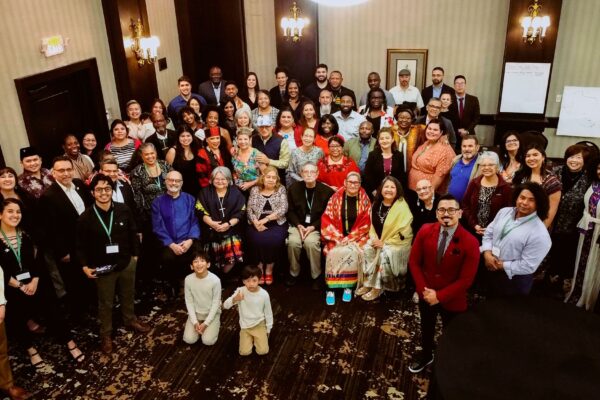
[68,345,85,363]
[355,286,371,297]
[29,351,45,369]
[362,289,382,301]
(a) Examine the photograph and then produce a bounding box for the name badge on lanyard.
[106,244,119,254]
[305,215,311,224]
[16,272,31,281]
[94,205,118,254]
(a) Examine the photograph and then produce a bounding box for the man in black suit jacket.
[285,162,335,289]
[197,66,228,106]
[269,66,289,109]
[450,75,480,151]
[39,156,93,311]
[99,159,138,222]
[421,67,455,113]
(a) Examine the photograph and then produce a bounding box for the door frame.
[14,58,108,149]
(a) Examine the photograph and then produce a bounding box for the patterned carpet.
[7,276,432,400]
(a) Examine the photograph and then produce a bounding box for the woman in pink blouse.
[408,119,456,194]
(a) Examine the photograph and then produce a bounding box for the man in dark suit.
[39,156,93,312]
[285,162,334,289]
[99,159,137,217]
[450,75,480,151]
[197,66,228,106]
[408,193,479,373]
[269,66,289,109]
[421,67,455,112]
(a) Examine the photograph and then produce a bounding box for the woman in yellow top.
[356,176,413,301]
[392,107,420,173]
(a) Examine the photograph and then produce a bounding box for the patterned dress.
[232,148,263,187]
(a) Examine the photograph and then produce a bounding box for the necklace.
[378,202,391,224]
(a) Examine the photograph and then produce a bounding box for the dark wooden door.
[15,59,108,167]
[175,0,248,89]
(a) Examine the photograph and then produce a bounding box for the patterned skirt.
[325,243,363,289]
[205,235,244,269]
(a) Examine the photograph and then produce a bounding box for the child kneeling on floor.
[223,265,273,355]
[183,250,221,345]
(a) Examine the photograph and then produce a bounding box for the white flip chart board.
[500,62,551,114]
[557,86,600,138]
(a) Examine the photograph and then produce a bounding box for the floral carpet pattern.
[8,280,434,399]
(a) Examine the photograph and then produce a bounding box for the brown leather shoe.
[126,320,151,333]
[6,385,33,400]
[100,336,113,354]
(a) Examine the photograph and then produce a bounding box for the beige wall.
[244,0,278,89]
[244,0,600,155]
[147,0,183,102]
[0,0,119,170]
[543,0,600,157]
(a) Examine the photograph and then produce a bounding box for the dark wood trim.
[14,58,108,144]
[101,0,158,117]
[478,114,557,129]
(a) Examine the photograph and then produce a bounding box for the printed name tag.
[106,244,120,254]
[305,215,311,224]
[16,272,31,281]
[492,246,500,258]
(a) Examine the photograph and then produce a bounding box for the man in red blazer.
[408,193,479,373]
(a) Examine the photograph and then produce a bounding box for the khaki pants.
[96,257,137,337]
[239,321,269,356]
[287,227,322,279]
[0,322,13,390]
[183,313,220,345]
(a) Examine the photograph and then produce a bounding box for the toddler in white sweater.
[223,265,273,355]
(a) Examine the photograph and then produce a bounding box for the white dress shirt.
[333,110,367,141]
[389,85,424,109]
[57,181,85,215]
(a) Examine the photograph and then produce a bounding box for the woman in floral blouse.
[245,166,289,285]
[286,128,324,187]
[232,128,265,195]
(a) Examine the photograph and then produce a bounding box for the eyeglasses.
[505,139,519,144]
[302,170,318,175]
[346,180,361,186]
[94,187,112,193]
[479,164,497,168]
[166,178,183,183]
[427,105,441,110]
[416,186,432,192]
[436,208,459,215]
[54,168,73,174]
[329,144,342,149]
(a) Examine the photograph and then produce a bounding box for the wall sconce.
[281,1,309,42]
[124,18,160,66]
[520,0,550,44]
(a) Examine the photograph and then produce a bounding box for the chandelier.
[280,1,310,43]
[124,18,160,66]
[520,0,550,44]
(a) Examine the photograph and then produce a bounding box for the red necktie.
[459,97,464,120]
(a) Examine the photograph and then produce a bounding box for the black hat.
[20,146,40,161]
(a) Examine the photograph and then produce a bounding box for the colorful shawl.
[321,187,371,255]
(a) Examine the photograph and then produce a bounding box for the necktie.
[459,97,464,120]
[437,230,448,265]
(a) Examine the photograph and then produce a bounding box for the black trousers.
[418,301,457,357]
[160,241,196,287]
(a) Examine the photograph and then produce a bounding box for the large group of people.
[0,62,598,399]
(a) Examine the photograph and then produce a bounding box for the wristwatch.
[18,282,24,288]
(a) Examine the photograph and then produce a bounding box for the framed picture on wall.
[386,49,428,91]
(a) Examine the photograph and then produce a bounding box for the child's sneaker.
[326,291,335,305]
[342,288,352,302]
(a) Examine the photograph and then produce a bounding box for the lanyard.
[0,229,22,270]
[499,213,537,241]
[344,195,357,233]
[93,205,114,244]
[305,189,314,212]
